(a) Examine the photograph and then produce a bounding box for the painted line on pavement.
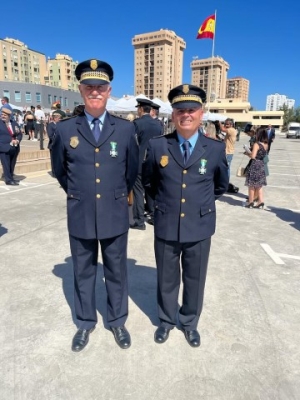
[277,253,300,261]
[271,173,300,176]
[267,185,299,189]
[260,243,285,265]
[0,181,57,195]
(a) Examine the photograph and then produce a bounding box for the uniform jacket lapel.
[75,112,115,147]
[98,112,115,146]
[185,131,206,168]
[167,130,207,168]
[167,131,184,167]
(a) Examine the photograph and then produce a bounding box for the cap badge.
[160,155,169,167]
[70,136,79,149]
[182,85,189,94]
[90,60,98,70]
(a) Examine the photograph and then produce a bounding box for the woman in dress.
[24,111,35,141]
[244,127,268,208]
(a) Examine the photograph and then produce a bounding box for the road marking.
[0,181,57,195]
[271,173,300,176]
[267,185,299,189]
[261,243,300,265]
[260,243,285,264]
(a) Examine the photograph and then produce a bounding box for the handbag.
[236,166,246,177]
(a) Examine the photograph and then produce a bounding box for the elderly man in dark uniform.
[130,98,163,230]
[52,59,139,352]
[142,84,228,347]
[0,108,22,185]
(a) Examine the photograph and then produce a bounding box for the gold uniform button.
[96,179,100,183]
[96,194,101,199]
[95,148,99,152]
[181,199,186,203]
[95,163,100,167]
[181,213,185,217]
[182,184,186,188]
[183,170,187,174]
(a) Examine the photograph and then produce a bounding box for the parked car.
[286,122,300,138]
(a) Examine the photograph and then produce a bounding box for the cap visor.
[172,101,202,109]
[80,78,109,85]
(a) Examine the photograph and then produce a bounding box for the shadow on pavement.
[266,206,300,232]
[52,256,159,328]
[0,223,8,237]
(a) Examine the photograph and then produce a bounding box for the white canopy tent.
[203,112,227,122]
[151,97,172,114]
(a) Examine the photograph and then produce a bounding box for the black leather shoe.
[111,326,131,349]
[154,327,170,344]
[6,180,19,186]
[71,327,95,352]
[183,329,201,347]
[147,218,154,226]
[130,223,146,230]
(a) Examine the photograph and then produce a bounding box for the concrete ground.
[0,132,299,400]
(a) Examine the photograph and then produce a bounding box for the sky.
[1,0,299,110]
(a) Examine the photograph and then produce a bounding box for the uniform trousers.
[132,174,145,226]
[69,232,129,330]
[0,146,17,182]
[154,236,211,330]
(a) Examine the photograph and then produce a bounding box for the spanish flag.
[196,14,215,39]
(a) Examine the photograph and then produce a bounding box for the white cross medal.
[110,141,118,157]
[199,159,207,174]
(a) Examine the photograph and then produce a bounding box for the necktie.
[182,141,190,165]
[92,118,101,141]
[6,124,13,136]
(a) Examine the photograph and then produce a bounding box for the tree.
[280,105,300,130]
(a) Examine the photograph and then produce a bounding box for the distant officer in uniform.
[52,59,139,352]
[47,112,62,177]
[131,98,163,230]
[0,108,22,185]
[150,102,164,128]
[142,84,228,347]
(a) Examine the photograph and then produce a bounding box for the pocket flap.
[115,188,127,199]
[200,203,215,216]
[154,201,166,212]
[67,190,80,200]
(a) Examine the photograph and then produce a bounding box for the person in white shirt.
[34,105,46,150]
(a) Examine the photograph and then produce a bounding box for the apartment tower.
[0,38,47,84]
[226,77,249,101]
[46,54,79,91]
[132,29,186,101]
[191,56,229,101]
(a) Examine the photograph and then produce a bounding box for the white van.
[286,122,300,138]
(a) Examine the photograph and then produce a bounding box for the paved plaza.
[0,132,299,400]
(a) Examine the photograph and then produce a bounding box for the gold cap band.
[171,95,203,105]
[80,71,110,83]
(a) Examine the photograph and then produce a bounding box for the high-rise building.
[266,93,295,110]
[0,37,47,84]
[191,56,229,101]
[132,29,186,101]
[226,77,249,101]
[46,54,79,91]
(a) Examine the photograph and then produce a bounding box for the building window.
[14,91,21,103]
[48,94,52,105]
[3,90,10,100]
[64,98,68,107]
[36,92,41,103]
[25,92,31,103]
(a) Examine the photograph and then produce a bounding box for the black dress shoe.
[147,218,154,226]
[111,326,131,349]
[130,222,146,230]
[71,327,95,352]
[6,180,19,186]
[154,327,170,344]
[183,329,201,347]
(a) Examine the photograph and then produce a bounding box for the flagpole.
[207,10,217,114]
